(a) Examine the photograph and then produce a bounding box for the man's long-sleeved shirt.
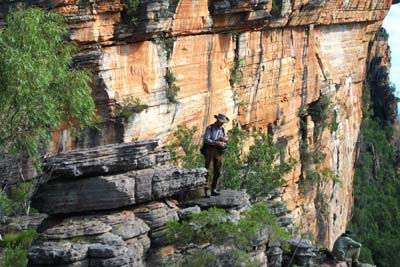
[332,235,362,260]
[203,123,227,146]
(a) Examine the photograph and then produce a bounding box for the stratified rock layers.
[28,141,207,267]
[0,0,394,247]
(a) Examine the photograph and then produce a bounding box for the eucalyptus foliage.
[0,8,95,164]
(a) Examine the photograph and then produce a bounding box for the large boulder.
[42,140,167,179]
[31,166,207,214]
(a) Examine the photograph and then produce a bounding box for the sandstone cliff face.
[0,0,394,248]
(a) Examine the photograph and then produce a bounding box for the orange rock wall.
[1,0,394,247]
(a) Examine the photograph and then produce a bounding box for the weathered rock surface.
[28,212,151,267]
[133,201,179,247]
[27,139,209,267]
[0,214,47,234]
[183,189,250,211]
[42,140,165,178]
[32,164,206,214]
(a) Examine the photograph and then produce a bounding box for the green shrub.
[114,96,148,120]
[331,110,339,133]
[166,203,288,266]
[0,191,13,217]
[121,0,140,25]
[168,125,295,200]
[220,126,249,190]
[271,0,282,18]
[0,229,38,267]
[165,69,180,102]
[2,229,38,249]
[308,95,331,142]
[241,132,296,199]
[0,181,36,217]
[229,57,244,89]
[167,125,204,169]
[0,245,27,267]
[221,129,296,199]
[156,34,174,59]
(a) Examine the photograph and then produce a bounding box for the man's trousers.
[204,145,224,191]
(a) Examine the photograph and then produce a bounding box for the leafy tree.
[241,132,296,198]
[219,126,249,190]
[0,8,95,165]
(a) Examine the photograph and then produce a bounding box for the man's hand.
[219,136,229,142]
[215,141,226,148]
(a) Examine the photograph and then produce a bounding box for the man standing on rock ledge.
[202,114,229,198]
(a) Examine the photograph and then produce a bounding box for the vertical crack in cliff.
[315,182,330,245]
[230,33,241,120]
[203,36,214,131]
[247,31,264,126]
[274,29,285,122]
[300,25,311,110]
[298,26,311,183]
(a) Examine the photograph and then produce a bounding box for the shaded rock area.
[27,141,207,267]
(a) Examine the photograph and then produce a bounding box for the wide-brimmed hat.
[344,230,355,238]
[214,113,229,123]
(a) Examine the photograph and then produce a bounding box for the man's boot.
[211,189,220,196]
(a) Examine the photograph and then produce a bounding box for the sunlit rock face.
[0,0,394,247]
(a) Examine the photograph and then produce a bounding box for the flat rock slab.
[183,189,250,210]
[32,166,207,214]
[42,140,169,179]
[40,211,149,241]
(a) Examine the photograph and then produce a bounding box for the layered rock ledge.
[27,140,210,267]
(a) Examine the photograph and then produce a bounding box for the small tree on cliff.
[0,8,95,166]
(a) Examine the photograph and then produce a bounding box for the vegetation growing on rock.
[114,96,149,121]
[165,69,180,102]
[168,125,295,200]
[298,95,340,193]
[121,0,141,25]
[0,181,36,217]
[0,8,95,166]
[166,203,289,266]
[0,229,38,267]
